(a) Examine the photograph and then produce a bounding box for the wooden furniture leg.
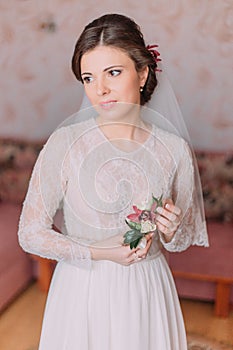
[215,282,231,318]
[30,255,55,292]
[37,258,54,292]
[172,270,233,318]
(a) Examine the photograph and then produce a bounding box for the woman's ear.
[139,66,149,87]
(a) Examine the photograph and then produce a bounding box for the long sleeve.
[160,139,209,252]
[18,127,91,268]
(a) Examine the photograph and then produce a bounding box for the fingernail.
[165,203,170,209]
[157,207,163,214]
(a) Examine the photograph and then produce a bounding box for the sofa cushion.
[0,203,33,311]
[169,221,233,303]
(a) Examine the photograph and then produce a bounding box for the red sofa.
[0,139,40,312]
[169,151,233,317]
[169,221,233,317]
[0,202,33,311]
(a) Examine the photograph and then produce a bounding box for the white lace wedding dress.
[18,118,208,350]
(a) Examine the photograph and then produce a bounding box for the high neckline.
[91,117,154,155]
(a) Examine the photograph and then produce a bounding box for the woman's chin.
[95,102,140,123]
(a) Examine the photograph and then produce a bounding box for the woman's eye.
[82,76,93,84]
[109,69,121,77]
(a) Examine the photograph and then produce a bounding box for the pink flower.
[126,205,143,223]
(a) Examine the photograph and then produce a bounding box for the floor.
[0,282,233,350]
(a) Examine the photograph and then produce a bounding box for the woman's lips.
[99,100,117,110]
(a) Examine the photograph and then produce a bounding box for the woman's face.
[80,46,148,116]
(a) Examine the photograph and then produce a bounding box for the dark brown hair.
[71,14,158,105]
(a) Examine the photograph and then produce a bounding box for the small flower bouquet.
[123,194,163,249]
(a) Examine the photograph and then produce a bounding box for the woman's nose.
[96,77,110,96]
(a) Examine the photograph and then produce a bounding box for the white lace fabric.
[18,126,92,268]
[18,118,208,269]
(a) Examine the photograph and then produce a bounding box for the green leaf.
[123,229,135,238]
[123,230,139,244]
[123,230,143,247]
[152,193,163,211]
[125,219,141,230]
[130,237,142,249]
[124,230,142,241]
[157,194,163,207]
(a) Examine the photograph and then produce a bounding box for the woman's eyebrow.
[103,65,124,72]
[81,72,92,76]
[81,65,124,76]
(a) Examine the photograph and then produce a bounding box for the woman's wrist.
[159,230,175,243]
[89,247,100,260]
[89,246,111,261]
[163,232,175,243]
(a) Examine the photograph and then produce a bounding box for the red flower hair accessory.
[146,44,162,72]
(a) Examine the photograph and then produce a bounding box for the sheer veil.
[75,67,207,225]
[48,66,209,249]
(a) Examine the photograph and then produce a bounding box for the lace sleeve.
[160,139,209,252]
[18,127,91,268]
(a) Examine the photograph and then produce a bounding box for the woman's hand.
[155,199,182,243]
[90,232,154,266]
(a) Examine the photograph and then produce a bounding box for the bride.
[18,13,208,350]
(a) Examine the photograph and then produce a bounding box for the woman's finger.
[156,207,177,223]
[136,237,153,259]
[128,237,153,263]
[164,202,181,217]
[157,222,177,237]
[157,217,179,234]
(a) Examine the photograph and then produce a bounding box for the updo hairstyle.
[71,14,158,105]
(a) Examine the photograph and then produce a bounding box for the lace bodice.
[18,118,209,268]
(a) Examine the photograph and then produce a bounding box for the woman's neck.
[95,115,152,150]
[96,102,145,139]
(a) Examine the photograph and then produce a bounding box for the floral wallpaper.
[0,0,232,150]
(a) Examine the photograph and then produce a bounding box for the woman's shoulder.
[154,127,192,163]
[37,119,95,160]
[155,127,187,148]
[48,118,95,143]
[66,118,94,140]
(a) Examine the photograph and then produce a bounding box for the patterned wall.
[0,0,232,150]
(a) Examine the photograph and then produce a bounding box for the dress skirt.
[38,252,187,350]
